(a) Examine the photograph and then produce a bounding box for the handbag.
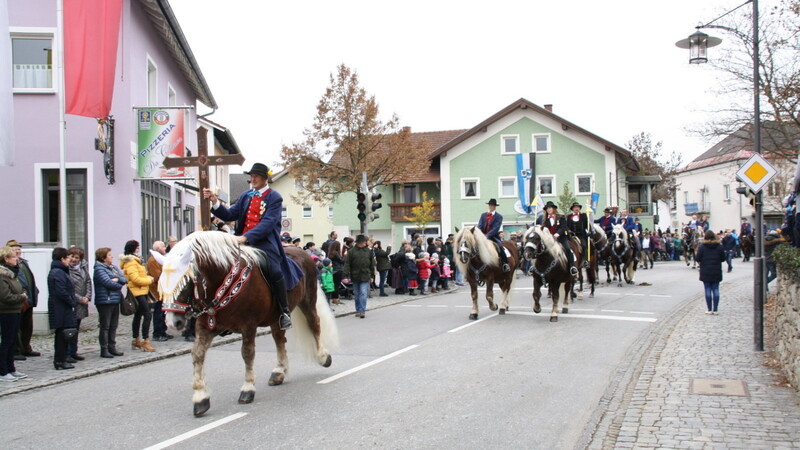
[61,327,78,340]
[120,286,137,316]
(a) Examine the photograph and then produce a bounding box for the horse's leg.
[627,258,636,284]
[605,258,612,284]
[486,279,498,313]
[499,273,513,314]
[468,278,480,320]
[269,329,289,386]
[562,279,571,314]
[550,282,560,322]
[615,262,623,287]
[191,327,214,417]
[238,326,257,404]
[532,279,542,314]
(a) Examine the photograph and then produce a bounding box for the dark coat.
[477,211,503,244]
[565,212,589,236]
[594,215,617,233]
[212,188,301,289]
[696,240,725,283]
[405,254,419,281]
[93,262,127,305]
[536,213,567,237]
[374,247,391,271]
[47,260,77,329]
[343,245,375,283]
[0,264,26,314]
[18,258,39,307]
[721,235,736,252]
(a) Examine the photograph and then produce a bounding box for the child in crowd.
[440,256,452,290]
[319,258,335,307]
[429,253,440,293]
[406,251,419,296]
[416,252,432,294]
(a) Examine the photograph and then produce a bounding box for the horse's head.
[522,225,545,260]
[454,226,477,265]
[159,237,196,331]
[591,223,607,244]
[612,224,627,242]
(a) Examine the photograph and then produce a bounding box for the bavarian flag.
[516,153,536,214]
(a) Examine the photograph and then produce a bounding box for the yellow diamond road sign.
[736,153,777,194]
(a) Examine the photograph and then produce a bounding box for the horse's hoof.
[323,354,332,368]
[238,390,255,404]
[468,313,478,320]
[499,308,506,315]
[193,398,210,417]
[533,305,541,314]
[268,372,285,386]
[590,293,594,298]
[489,304,498,311]
[550,316,558,322]
[617,282,623,287]
[562,307,568,314]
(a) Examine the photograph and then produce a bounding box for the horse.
[454,226,518,320]
[740,234,754,262]
[158,231,339,417]
[609,224,637,286]
[522,225,578,322]
[682,226,700,268]
[586,223,616,291]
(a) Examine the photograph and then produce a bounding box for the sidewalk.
[582,279,800,449]
[0,286,460,398]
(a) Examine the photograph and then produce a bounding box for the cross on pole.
[162,127,245,230]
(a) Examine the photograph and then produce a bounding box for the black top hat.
[486,198,499,206]
[355,234,368,244]
[244,162,270,178]
[604,207,612,213]
[570,202,582,210]
[544,201,558,210]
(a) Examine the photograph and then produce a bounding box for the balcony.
[389,202,442,222]
[683,202,711,215]
[628,202,653,215]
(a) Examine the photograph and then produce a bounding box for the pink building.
[1,0,240,328]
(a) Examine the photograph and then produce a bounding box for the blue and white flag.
[590,192,600,214]
[516,153,536,215]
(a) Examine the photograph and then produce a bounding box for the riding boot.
[564,245,578,278]
[271,277,293,330]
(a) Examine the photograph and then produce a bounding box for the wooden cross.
[162,127,245,230]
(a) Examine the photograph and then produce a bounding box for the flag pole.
[57,0,69,247]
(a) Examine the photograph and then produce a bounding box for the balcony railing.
[628,202,652,214]
[389,202,442,222]
[683,202,711,215]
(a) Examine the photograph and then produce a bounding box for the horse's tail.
[289,286,340,361]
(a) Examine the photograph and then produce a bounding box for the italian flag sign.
[136,108,185,178]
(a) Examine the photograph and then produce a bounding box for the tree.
[280,64,431,204]
[694,0,800,162]
[404,192,436,233]
[627,132,683,204]
[558,181,578,212]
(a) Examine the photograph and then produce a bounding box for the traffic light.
[736,186,756,206]
[369,192,382,221]
[356,192,367,222]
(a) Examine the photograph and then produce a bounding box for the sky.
[169,0,763,172]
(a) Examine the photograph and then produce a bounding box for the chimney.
[402,126,411,133]
[544,104,553,112]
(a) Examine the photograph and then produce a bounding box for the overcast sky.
[169,0,763,172]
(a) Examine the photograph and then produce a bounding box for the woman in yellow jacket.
[120,240,155,352]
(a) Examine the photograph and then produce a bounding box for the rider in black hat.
[535,201,578,277]
[476,198,511,272]
[594,207,617,237]
[202,163,298,330]
[566,202,589,268]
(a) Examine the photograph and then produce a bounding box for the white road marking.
[505,310,657,322]
[427,305,448,308]
[400,305,423,308]
[597,292,621,296]
[631,311,655,315]
[601,309,625,313]
[447,313,498,333]
[317,345,419,384]
[454,305,472,308]
[628,293,646,296]
[649,294,672,298]
[143,413,247,450]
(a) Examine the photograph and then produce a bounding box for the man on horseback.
[536,201,578,277]
[202,163,299,330]
[594,207,616,238]
[565,202,589,268]
[618,209,641,258]
[476,198,511,272]
[740,217,753,238]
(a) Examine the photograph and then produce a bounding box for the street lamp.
[676,0,764,351]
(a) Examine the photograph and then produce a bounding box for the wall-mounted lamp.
[183,207,192,224]
[173,205,181,222]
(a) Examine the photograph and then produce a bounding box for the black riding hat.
[244,162,270,178]
[544,201,558,210]
[570,202,582,210]
[486,198,499,206]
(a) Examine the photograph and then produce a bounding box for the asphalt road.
[0,261,752,449]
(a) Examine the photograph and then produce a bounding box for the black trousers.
[0,313,20,375]
[152,301,167,337]
[96,304,120,350]
[132,295,152,339]
[53,327,68,364]
[15,305,33,355]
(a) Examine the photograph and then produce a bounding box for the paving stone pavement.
[0,286,461,398]
[581,279,800,449]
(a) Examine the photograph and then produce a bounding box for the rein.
[529,258,558,288]
[592,233,610,253]
[460,244,489,286]
[611,237,628,263]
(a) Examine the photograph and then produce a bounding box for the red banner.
[64,0,123,118]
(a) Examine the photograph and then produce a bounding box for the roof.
[138,0,217,108]
[198,117,242,156]
[430,98,639,171]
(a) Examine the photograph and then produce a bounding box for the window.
[146,57,157,105]
[403,184,417,203]
[295,179,305,191]
[498,177,517,198]
[533,134,551,153]
[168,84,177,106]
[328,205,334,219]
[767,182,779,197]
[683,191,689,204]
[281,206,287,218]
[11,33,55,91]
[302,205,312,218]
[501,135,519,154]
[575,174,593,195]
[537,175,555,196]
[461,178,480,199]
[723,184,731,201]
[42,169,88,249]
[174,190,183,239]
[184,207,195,234]
[140,180,171,257]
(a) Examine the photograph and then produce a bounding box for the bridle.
[524,232,559,287]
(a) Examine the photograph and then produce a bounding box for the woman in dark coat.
[695,230,726,314]
[328,241,344,305]
[93,247,126,358]
[373,241,391,297]
[47,247,77,370]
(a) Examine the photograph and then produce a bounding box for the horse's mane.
[533,225,567,266]
[188,231,264,273]
[454,226,499,272]
[592,223,606,238]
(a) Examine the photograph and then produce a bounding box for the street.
[0,262,753,449]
